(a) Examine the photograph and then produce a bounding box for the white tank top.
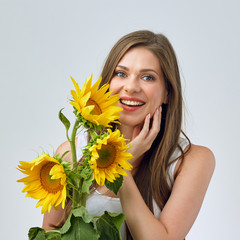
[76,129,189,239]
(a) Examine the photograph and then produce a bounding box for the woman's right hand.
[127,106,162,168]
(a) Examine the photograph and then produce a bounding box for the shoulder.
[186,144,215,169]
[54,138,78,162]
[177,144,215,181]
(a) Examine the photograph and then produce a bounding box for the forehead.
[117,46,161,71]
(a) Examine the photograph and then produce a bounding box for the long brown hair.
[99,30,191,239]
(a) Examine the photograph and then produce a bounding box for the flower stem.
[81,192,87,207]
[70,119,80,172]
[70,118,80,208]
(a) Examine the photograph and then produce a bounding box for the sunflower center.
[97,143,116,168]
[87,98,102,115]
[40,162,63,193]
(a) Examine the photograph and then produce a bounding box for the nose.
[123,75,141,93]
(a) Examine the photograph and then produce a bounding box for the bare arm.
[42,140,75,230]
[119,109,215,240]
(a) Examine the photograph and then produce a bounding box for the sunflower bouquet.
[17,75,133,240]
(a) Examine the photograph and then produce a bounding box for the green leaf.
[79,166,92,179]
[81,179,92,194]
[67,171,81,188]
[60,212,73,235]
[61,212,99,240]
[88,129,99,140]
[72,206,94,223]
[105,175,123,195]
[82,147,90,156]
[61,151,70,160]
[54,153,62,162]
[61,160,71,169]
[59,108,70,131]
[96,211,125,240]
[28,227,45,240]
[45,231,61,240]
[106,212,125,231]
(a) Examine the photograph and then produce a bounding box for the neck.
[118,124,135,140]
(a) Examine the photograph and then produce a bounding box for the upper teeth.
[121,100,144,106]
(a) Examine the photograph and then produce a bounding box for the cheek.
[150,96,161,112]
[109,79,119,94]
[148,88,166,110]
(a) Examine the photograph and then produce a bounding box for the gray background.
[1,0,239,239]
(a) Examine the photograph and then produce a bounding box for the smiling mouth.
[120,99,145,107]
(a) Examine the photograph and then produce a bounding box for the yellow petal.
[91,76,102,93]
[71,76,81,96]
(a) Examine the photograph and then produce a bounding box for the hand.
[128,106,162,168]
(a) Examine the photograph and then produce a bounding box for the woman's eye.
[116,72,126,78]
[143,75,154,81]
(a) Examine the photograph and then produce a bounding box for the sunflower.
[17,154,67,214]
[88,129,133,186]
[70,75,122,127]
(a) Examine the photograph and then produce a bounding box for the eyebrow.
[116,65,160,76]
[117,65,128,70]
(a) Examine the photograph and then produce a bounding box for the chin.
[119,115,145,127]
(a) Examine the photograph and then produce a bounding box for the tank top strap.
[76,128,88,161]
[168,137,190,183]
[179,137,190,150]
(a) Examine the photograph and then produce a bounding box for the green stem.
[66,129,70,142]
[69,118,81,208]
[70,119,80,172]
[81,192,87,207]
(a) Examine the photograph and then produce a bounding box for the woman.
[43,30,215,239]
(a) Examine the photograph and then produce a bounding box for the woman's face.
[109,46,168,127]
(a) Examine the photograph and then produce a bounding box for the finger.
[152,106,161,131]
[147,106,161,139]
[137,113,151,138]
[157,106,162,130]
[159,106,162,126]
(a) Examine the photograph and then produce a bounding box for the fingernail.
[156,108,159,115]
[160,106,162,113]
[147,113,151,118]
